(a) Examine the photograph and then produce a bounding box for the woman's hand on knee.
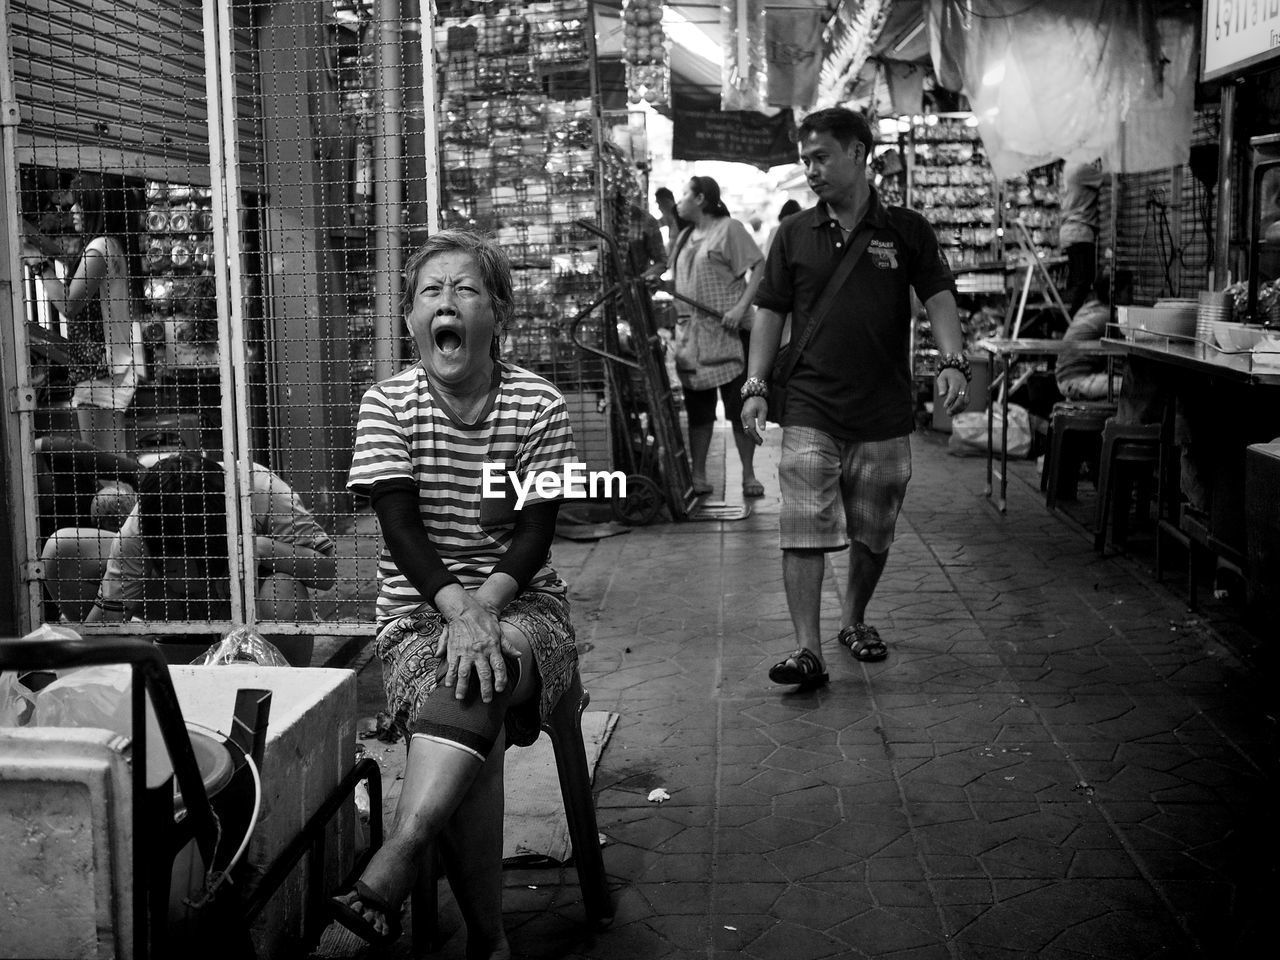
[440,593,513,703]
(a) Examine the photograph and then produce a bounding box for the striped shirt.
[347,361,578,624]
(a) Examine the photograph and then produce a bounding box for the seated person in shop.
[34,434,142,543]
[1054,272,1127,402]
[48,451,337,666]
[623,199,668,281]
[34,435,142,623]
[330,229,581,954]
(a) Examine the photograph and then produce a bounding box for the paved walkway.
[353,424,1277,960]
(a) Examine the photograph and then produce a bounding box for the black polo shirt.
[755,189,956,441]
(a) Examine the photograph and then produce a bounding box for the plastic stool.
[1044,402,1115,508]
[410,673,614,950]
[1094,421,1163,552]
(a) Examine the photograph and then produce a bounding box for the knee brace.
[409,654,522,760]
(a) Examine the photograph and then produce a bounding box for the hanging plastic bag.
[32,663,171,786]
[193,625,289,667]
[1,622,86,726]
[948,404,1032,459]
[0,672,36,727]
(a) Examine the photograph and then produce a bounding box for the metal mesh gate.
[2,0,621,658]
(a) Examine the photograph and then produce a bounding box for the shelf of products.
[901,116,1065,380]
[431,0,644,471]
[908,119,999,271]
[140,181,219,376]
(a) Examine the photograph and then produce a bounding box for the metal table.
[976,338,1123,512]
[1102,336,1280,386]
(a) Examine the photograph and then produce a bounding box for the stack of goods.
[909,118,998,270]
[141,182,218,373]
[433,0,606,385]
[622,0,669,107]
[1002,164,1061,262]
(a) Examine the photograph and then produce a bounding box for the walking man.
[740,107,970,688]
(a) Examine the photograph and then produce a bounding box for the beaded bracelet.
[739,376,769,400]
[937,353,972,382]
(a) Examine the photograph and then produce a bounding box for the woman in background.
[22,172,145,456]
[671,175,766,498]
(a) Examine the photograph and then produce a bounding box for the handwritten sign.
[1202,0,1280,81]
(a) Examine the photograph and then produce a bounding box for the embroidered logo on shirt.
[869,239,899,269]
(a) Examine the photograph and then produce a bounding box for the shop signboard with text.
[671,96,797,171]
[1203,0,1280,81]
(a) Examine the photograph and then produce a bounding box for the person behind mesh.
[20,173,145,457]
[333,229,581,953]
[76,451,336,665]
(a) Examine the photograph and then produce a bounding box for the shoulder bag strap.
[669,225,693,270]
[775,224,876,384]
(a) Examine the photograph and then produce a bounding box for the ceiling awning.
[593,1,930,110]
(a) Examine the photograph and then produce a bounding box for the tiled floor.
[343,424,1278,960]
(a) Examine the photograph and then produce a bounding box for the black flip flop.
[768,648,829,688]
[328,880,403,946]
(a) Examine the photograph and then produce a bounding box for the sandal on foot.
[742,479,765,498]
[768,648,828,688]
[838,623,888,662]
[328,880,403,946]
[691,478,713,495]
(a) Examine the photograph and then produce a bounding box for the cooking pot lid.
[173,727,235,814]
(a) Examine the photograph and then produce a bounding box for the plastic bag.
[948,404,1032,459]
[33,663,171,787]
[1,622,85,726]
[0,672,35,727]
[193,625,289,667]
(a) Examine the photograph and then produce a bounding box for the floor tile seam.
[962,683,1209,951]
[705,521,727,960]
[866,512,1199,949]
[1098,619,1272,778]
[858,676,967,960]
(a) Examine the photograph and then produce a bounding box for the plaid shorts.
[778,426,912,553]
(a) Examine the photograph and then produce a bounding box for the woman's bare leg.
[437,622,536,959]
[336,623,537,948]
[335,737,486,938]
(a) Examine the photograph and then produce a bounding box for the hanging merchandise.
[815,0,889,110]
[623,0,669,107]
[721,0,768,113]
[765,7,823,109]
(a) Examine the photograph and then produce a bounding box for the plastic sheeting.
[926,0,1194,179]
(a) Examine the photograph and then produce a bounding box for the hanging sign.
[671,99,797,171]
[1202,0,1280,82]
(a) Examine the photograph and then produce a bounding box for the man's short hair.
[798,108,874,161]
[654,187,674,203]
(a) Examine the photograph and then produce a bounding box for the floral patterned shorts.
[375,591,578,748]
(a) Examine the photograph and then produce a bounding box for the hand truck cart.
[0,635,382,959]
[566,219,701,525]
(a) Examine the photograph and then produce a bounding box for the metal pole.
[419,0,439,234]
[210,0,251,627]
[1214,83,1237,290]
[0,5,39,633]
[372,0,404,382]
